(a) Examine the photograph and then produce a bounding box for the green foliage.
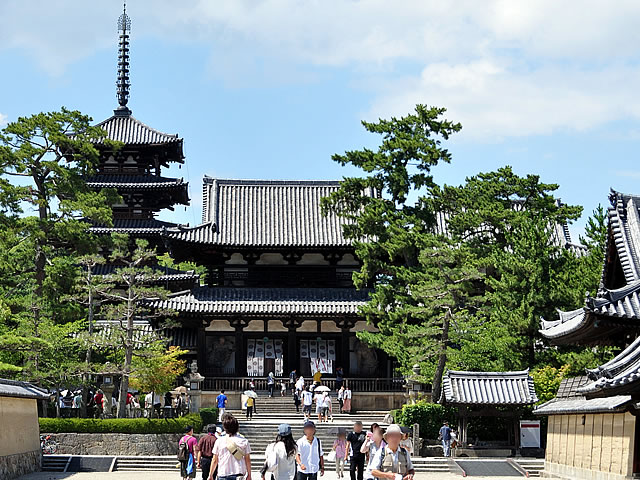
[39,413,203,434]
[130,346,188,395]
[394,401,457,439]
[199,407,220,426]
[531,364,569,404]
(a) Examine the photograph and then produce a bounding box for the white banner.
[309,340,318,359]
[310,358,332,374]
[327,340,336,361]
[264,340,275,359]
[274,339,283,359]
[300,340,309,358]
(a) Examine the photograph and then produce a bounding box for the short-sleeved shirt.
[302,391,314,406]
[197,433,217,458]
[371,446,414,473]
[212,434,251,477]
[297,436,323,474]
[439,426,451,441]
[217,394,228,408]
[313,372,322,383]
[180,434,198,455]
[347,432,366,459]
[333,438,347,458]
[246,397,255,407]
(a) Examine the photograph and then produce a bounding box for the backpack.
[177,438,189,462]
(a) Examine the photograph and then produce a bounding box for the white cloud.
[4,1,640,137]
[0,112,6,126]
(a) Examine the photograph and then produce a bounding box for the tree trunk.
[432,308,451,404]
[81,266,95,418]
[117,274,135,418]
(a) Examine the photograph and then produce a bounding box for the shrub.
[394,401,457,439]
[39,413,203,434]
[199,407,219,427]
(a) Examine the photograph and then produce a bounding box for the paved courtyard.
[19,471,523,480]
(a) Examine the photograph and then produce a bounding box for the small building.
[537,190,640,479]
[0,378,51,480]
[441,370,538,450]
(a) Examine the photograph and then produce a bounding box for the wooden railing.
[203,377,406,392]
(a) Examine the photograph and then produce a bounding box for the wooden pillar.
[235,326,246,377]
[288,329,296,374]
[197,324,206,375]
[341,329,351,376]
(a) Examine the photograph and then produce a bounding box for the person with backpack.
[296,420,324,480]
[209,414,252,480]
[178,425,198,479]
[371,425,415,480]
[438,421,452,458]
[261,423,297,480]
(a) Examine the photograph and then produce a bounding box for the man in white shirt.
[296,421,324,480]
[302,387,314,420]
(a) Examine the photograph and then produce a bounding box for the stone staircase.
[514,457,545,477]
[41,455,71,472]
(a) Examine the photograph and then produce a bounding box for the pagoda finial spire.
[115,1,132,116]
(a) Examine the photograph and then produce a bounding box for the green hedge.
[39,413,204,434]
[394,401,457,439]
[199,407,219,426]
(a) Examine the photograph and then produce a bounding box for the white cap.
[385,424,402,436]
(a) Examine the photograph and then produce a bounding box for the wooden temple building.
[82,5,403,411]
[536,190,640,479]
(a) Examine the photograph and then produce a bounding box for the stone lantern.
[404,364,423,405]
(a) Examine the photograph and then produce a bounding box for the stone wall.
[42,433,184,456]
[0,449,41,480]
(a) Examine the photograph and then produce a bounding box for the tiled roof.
[86,175,186,190]
[540,280,640,342]
[0,378,51,400]
[89,218,179,235]
[92,264,199,284]
[534,376,632,415]
[151,286,370,316]
[166,178,371,247]
[441,370,538,405]
[605,191,640,284]
[94,114,182,147]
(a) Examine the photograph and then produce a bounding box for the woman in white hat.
[371,425,414,480]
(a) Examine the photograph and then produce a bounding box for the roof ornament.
[115,1,132,116]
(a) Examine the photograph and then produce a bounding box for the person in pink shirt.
[180,425,198,479]
[333,432,348,478]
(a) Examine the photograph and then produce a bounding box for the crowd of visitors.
[177,413,417,480]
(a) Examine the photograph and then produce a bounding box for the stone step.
[42,455,71,472]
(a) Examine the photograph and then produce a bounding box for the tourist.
[289,369,297,393]
[361,427,385,480]
[345,421,366,480]
[281,380,287,397]
[268,372,276,398]
[296,376,305,393]
[179,425,198,479]
[337,386,345,414]
[293,389,301,413]
[400,432,413,455]
[322,393,332,423]
[72,390,83,411]
[332,431,348,478]
[93,390,104,418]
[302,386,313,420]
[216,390,228,422]
[439,421,452,458]
[343,386,352,414]
[144,391,153,417]
[371,424,415,480]
[312,370,322,388]
[315,391,324,423]
[125,391,134,418]
[209,415,252,480]
[262,423,297,480]
[153,391,162,418]
[296,420,324,480]
[197,424,218,480]
[336,367,344,391]
[246,394,255,421]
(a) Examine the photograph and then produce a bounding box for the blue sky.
[3,1,640,239]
